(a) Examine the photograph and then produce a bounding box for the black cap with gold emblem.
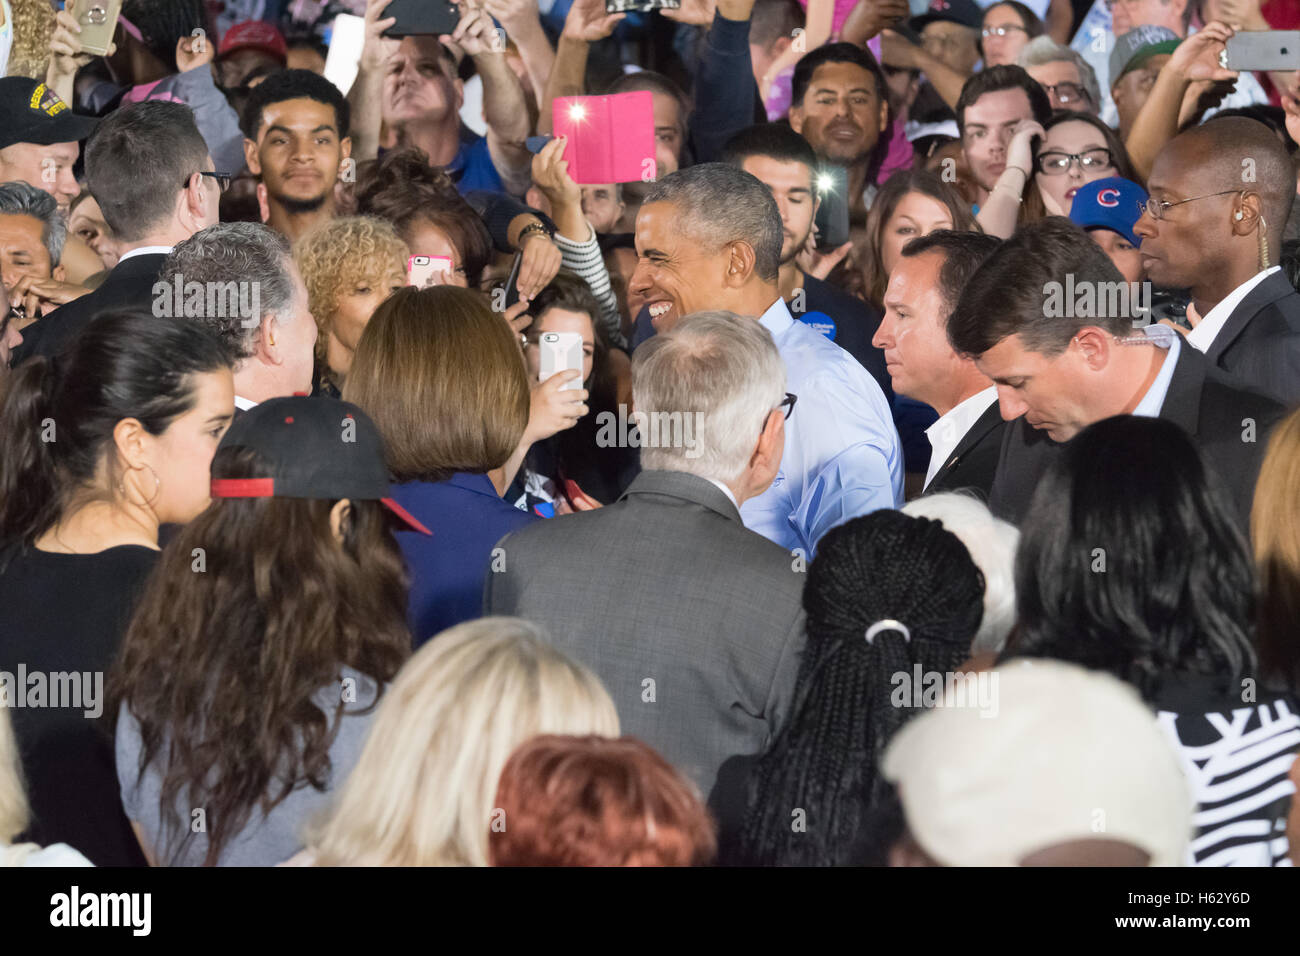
[0,77,100,151]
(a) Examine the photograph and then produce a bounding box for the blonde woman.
[302,617,619,866]
[294,216,408,398]
[1,703,91,867]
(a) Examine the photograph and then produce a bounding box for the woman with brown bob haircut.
[344,286,537,647]
[490,735,716,867]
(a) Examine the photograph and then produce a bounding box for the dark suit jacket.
[922,399,1009,500]
[988,341,1286,528]
[1205,270,1300,406]
[483,470,807,794]
[12,253,167,364]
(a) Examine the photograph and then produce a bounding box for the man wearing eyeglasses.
[948,217,1285,529]
[1018,37,1101,115]
[1134,116,1300,405]
[13,101,223,364]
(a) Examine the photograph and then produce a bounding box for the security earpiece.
[1235,211,1244,220]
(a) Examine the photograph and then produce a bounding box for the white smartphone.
[408,255,454,287]
[1224,32,1300,72]
[324,13,367,97]
[538,332,584,391]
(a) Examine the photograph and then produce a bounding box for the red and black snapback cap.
[211,396,431,535]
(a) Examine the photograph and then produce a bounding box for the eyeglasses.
[1041,82,1091,105]
[1138,189,1243,221]
[1036,148,1114,175]
[982,25,1028,38]
[184,171,234,193]
[778,393,797,420]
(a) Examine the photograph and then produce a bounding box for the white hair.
[903,492,1019,655]
[632,311,786,484]
[1017,36,1101,112]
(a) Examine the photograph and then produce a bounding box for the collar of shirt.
[924,386,998,488]
[233,395,257,411]
[1185,266,1281,352]
[705,478,740,512]
[758,296,794,336]
[1132,323,1180,418]
[117,245,174,263]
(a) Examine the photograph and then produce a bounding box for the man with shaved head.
[1134,116,1300,404]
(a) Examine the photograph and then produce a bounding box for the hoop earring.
[119,464,162,510]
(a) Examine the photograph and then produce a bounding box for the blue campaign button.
[798,310,837,341]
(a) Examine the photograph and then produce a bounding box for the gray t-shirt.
[115,667,380,866]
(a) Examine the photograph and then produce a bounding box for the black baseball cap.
[211,396,431,535]
[910,0,984,32]
[0,78,100,151]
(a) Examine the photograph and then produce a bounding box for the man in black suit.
[873,229,1005,499]
[950,218,1284,528]
[13,101,224,364]
[1135,116,1300,405]
[721,123,892,402]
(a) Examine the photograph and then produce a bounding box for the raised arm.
[539,0,625,135]
[346,0,399,163]
[453,5,534,196]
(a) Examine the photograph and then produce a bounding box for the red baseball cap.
[218,21,288,64]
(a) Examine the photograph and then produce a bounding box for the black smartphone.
[382,0,461,37]
[814,166,850,250]
[605,0,680,11]
[504,250,525,309]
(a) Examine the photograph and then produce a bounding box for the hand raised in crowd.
[1167,20,1238,83]
[852,1,912,46]
[359,0,399,72]
[531,137,591,241]
[1005,118,1046,183]
[483,0,544,36]
[513,222,563,302]
[48,6,112,79]
[1215,0,1268,30]
[503,299,533,335]
[563,0,626,43]
[452,2,507,58]
[796,233,853,280]
[879,29,922,71]
[175,27,215,74]
[527,368,590,441]
[661,0,718,28]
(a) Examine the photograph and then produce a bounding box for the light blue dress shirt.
[1132,324,1181,418]
[741,298,904,557]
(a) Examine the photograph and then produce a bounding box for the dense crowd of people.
[1,0,1299,868]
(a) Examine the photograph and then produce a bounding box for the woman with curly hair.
[294,215,408,398]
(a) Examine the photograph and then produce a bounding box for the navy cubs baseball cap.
[211,396,431,535]
[0,78,100,150]
[1069,177,1147,248]
[911,0,984,32]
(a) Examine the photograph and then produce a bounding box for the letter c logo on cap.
[1097,188,1121,208]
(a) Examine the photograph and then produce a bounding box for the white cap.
[882,660,1193,866]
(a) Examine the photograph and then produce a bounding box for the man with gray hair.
[486,311,806,794]
[0,181,89,325]
[1018,36,1100,114]
[629,162,902,556]
[157,222,317,410]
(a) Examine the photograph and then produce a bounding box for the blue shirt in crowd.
[388,472,537,647]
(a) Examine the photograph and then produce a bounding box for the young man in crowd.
[788,42,891,217]
[13,101,222,363]
[722,123,892,402]
[1136,116,1300,404]
[630,163,902,555]
[873,229,1005,498]
[948,217,1284,529]
[241,69,352,243]
[956,65,1052,213]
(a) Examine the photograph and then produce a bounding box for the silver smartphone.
[1224,32,1300,72]
[538,332,584,391]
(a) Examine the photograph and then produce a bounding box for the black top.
[0,543,157,866]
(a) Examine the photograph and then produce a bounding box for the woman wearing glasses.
[980,2,1043,68]
[1033,111,1136,216]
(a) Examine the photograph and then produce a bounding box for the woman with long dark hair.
[1003,415,1299,866]
[111,396,414,866]
[0,310,234,866]
[717,509,985,866]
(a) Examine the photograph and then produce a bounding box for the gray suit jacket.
[484,470,807,793]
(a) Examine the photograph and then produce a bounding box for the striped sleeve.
[553,224,626,350]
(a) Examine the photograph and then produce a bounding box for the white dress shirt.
[1131,323,1181,417]
[1185,266,1281,354]
[116,245,174,263]
[923,386,999,489]
[234,395,257,411]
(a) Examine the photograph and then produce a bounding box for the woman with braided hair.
[711,509,986,867]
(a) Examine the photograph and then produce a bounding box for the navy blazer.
[389,473,537,648]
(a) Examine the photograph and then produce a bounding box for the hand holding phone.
[382,0,461,36]
[538,332,585,391]
[409,254,455,287]
[70,0,123,57]
[813,166,850,250]
[604,0,681,11]
[1224,31,1300,71]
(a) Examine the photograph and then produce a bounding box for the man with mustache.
[241,70,352,243]
[788,43,891,219]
